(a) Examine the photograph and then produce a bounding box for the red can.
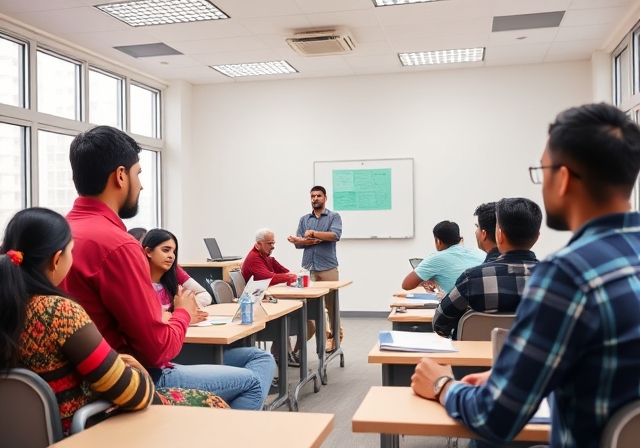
[302,273,310,287]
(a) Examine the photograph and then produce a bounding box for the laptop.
[409,258,423,269]
[203,238,242,262]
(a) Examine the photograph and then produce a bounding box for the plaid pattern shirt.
[444,212,640,447]
[432,250,538,338]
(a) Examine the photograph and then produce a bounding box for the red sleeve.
[269,258,292,285]
[96,243,190,368]
[176,264,190,284]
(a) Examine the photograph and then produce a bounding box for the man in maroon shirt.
[242,228,315,366]
[61,126,274,410]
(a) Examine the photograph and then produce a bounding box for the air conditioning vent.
[286,28,356,56]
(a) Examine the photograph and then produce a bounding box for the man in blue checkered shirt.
[432,198,542,339]
[411,103,640,448]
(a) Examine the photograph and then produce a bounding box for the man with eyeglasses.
[411,103,640,448]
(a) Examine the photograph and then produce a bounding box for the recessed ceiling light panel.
[96,0,229,27]
[399,48,485,66]
[373,0,446,6]
[210,61,298,78]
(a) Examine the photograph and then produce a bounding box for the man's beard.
[312,202,322,210]
[119,187,140,219]
[546,210,569,231]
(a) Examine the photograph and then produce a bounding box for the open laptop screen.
[204,238,223,260]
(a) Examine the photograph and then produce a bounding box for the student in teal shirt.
[402,221,486,294]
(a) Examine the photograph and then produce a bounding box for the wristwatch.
[433,375,454,401]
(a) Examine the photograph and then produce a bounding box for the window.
[0,34,27,108]
[122,149,160,229]
[0,122,27,228]
[89,68,124,128]
[130,83,160,138]
[614,44,631,108]
[37,130,76,216]
[37,50,81,120]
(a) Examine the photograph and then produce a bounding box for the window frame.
[88,66,126,129]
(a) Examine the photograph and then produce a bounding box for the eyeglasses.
[528,165,582,185]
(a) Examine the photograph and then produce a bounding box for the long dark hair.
[142,229,179,301]
[0,208,72,369]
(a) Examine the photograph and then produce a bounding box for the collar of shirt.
[308,208,330,218]
[494,250,538,263]
[569,212,640,244]
[70,196,126,232]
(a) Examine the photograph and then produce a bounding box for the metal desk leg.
[313,295,329,385]
[213,346,224,365]
[293,299,320,411]
[324,288,345,380]
[264,315,290,411]
[380,434,399,448]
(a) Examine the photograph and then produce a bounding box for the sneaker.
[287,351,300,367]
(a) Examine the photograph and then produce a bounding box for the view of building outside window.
[0,36,24,108]
[130,83,159,138]
[37,130,76,216]
[37,51,80,120]
[89,68,123,128]
[0,122,26,230]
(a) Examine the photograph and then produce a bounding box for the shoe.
[271,377,279,388]
[326,336,335,353]
[287,351,300,367]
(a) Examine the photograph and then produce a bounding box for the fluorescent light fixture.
[399,48,485,66]
[373,0,446,6]
[210,61,298,78]
[96,0,229,27]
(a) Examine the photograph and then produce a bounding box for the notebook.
[379,330,457,353]
[203,238,242,262]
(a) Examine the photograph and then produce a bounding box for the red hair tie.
[6,250,24,266]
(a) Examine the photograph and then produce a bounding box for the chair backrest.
[457,310,516,341]
[211,280,235,304]
[228,269,246,299]
[0,367,64,447]
[491,327,510,363]
[601,400,640,448]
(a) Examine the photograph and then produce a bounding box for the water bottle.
[296,271,304,288]
[240,292,253,324]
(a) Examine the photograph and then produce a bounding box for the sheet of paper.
[379,330,457,353]
[190,316,233,327]
[530,398,551,424]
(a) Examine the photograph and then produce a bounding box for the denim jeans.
[155,347,275,410]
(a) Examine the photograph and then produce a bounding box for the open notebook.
[191,277,271,326]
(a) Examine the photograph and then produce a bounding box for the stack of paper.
[530,398,551,424]
[379,331,457,353]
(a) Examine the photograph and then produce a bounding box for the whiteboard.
[313,158,414,239]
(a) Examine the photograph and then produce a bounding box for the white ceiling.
[1,0,638,84]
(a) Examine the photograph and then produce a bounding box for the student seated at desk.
[61,126,274,411]
[411,103,640,448]
[433,198,541,339]
[242,228,316,367]
[142,228,213,312]
[402,221,485,294]
[0,208,228,436]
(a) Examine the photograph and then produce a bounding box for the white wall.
[176,61,592,311]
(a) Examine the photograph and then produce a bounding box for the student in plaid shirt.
[433,198,542,339]
[411,103,640,448]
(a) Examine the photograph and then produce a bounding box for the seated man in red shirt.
[241,229,316,366]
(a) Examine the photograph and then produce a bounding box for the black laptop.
[204,238,242,262]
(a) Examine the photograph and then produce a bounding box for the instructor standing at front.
[288,185,343,350]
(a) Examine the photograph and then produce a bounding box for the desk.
[393,286,426,297]
[352,387,550,448]
[181,260,243,297]
[51,405,334,448]
[267,286,329,402]
[177,301,302,411]
[309,280,352,379]
[369,341,493,386]
[388,308,435,332]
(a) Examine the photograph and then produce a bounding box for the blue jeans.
[155,347,275,410]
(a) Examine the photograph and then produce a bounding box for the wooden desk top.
[388,308,435,323]
[206,301,302,321]
[267,286,330,299]
[352,387,549,442]
[393,286,426,297]
[181,260,243,268]
[368,341,493,367]
[52,406,334,448]
[309,280,353,290]
[184,320,265,344]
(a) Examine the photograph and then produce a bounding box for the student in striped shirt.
[411,103,640,448]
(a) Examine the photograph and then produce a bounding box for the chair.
[456,310,517,341]
[0,367,111,448]
[600,400,640,448]
[228,269,246,299]
[490,327,509,363]
[211,280,235,304]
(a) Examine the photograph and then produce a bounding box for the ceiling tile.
[384,16,492,40]
[485,42,551,60]
[169,36,270,55]
[555,24,610,42]
[213,0,304,19]
[191,49,284,66]
[489,28,558,46]
[376,0,493,26]
[546,38,603,55]
[569,0,635,9]
[351,26,390,43]
[344,53,401,69]
[294,0,373,14]
[142,20,252,42]
[238,14,312,35]
[562,7,629,27]
[389,34,489,53]
[12,7,129,34]
[0,0,85,14]
[490,0,572,16]
[306,9,380,28]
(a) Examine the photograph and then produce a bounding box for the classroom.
[1,1,640,447]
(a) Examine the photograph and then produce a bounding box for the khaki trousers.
[310,267,343,342]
